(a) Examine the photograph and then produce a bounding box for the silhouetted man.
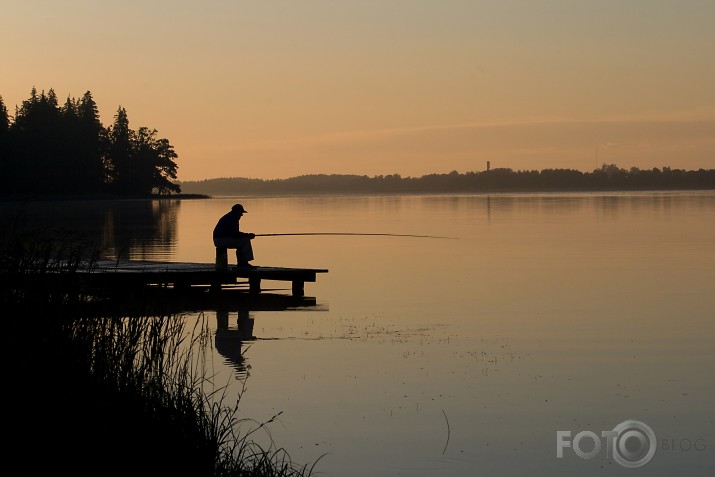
[213,203,256,268]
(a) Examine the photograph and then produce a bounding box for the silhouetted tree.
[148,134,181,195]
[107,107,134,194]
[133,127,166,195]
[0,96,8,135]
[0,95,10,190]
[59,95,83,192]
[2,87,182,197]
[11,88,67,194]
[75,91,108,193]
[106,109,181,195]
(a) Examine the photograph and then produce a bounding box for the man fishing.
[213,203,256,268]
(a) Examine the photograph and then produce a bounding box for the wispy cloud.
[227,108,715,153]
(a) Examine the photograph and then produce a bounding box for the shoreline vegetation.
[178,165,715,197]
[1,88,182,198]
[1,228,318,476]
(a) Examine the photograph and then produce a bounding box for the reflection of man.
[213,204,256,268]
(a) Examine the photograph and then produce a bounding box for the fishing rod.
[254,232,458,240]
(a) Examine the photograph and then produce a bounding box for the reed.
[1,222,318,476]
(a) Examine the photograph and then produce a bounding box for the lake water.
[4,192,714,476]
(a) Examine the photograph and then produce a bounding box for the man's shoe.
[235,262,256,269]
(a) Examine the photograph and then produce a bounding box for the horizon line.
[177,163,714,183]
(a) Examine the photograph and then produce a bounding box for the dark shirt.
[213,211,244,238]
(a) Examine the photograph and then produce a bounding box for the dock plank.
[2,259,327,297]
[86,259,328,296]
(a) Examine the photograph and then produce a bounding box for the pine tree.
[0,96,11,194]
[107,108,181,195]
[59,95,87,193]
[12,88,65,194]
[107,106,133,194]
[0,95,9,135]
[77,91,108,193]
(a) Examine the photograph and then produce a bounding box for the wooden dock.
[83,260,329,297]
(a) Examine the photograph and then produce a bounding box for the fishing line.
[254,233,458,240]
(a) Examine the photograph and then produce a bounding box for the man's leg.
[235,237,255,266]
[215,237,255,266]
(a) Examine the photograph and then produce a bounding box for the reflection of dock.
[168,289,325,314]
[74,259,327,297]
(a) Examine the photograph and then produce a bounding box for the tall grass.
[1,221,319,476]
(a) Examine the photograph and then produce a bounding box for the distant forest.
[179,165,715,196]
[0,88,181,198]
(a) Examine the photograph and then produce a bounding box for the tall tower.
[487,161,491,172]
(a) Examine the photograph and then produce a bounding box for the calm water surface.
[5,192,715,476]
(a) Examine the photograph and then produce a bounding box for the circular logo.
[611,420,657,468]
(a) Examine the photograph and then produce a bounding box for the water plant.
[1,221,318,476]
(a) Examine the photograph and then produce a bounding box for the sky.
[2,0,714,181]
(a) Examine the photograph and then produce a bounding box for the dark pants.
[213,236,254,263]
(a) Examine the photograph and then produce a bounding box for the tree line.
[178,164,715,196]
[0,88,181,198]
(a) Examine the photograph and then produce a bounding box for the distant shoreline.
[177,166,715,197]
[4,165,715,201]
[198,187,715,198]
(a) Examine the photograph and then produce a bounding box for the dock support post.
[249,277,261,295]
[216,309,229,331]
[292,280,305,297]
[215,247,228,271]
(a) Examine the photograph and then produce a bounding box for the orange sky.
[2,1,714,181]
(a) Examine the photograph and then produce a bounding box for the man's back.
[213,211,239,238]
